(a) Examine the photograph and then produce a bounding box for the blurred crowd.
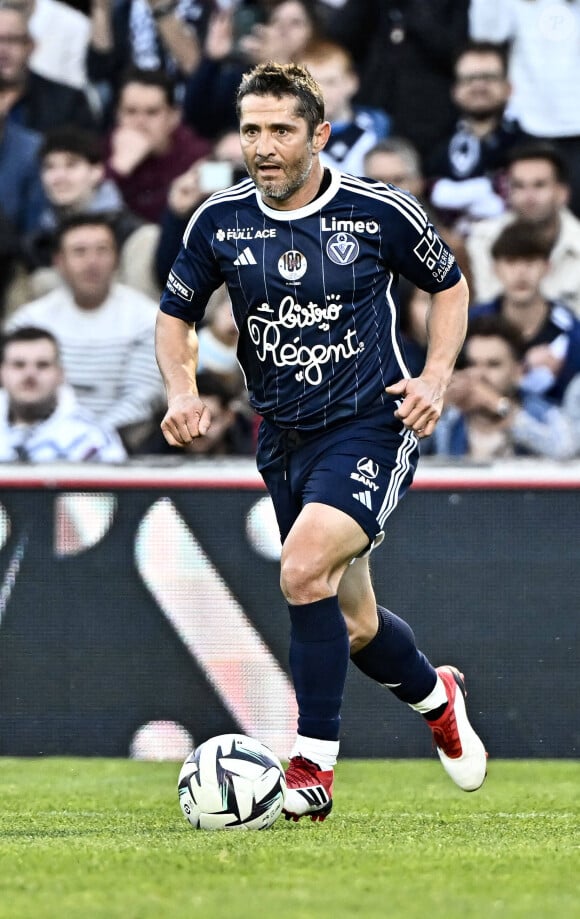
[1,0,580,463]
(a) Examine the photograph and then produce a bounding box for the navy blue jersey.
[160,167,462,431]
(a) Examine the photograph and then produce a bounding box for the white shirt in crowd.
[29,0,91,90]
[469,0,580,138]
[467,208,580,314]
[6,284,165,433]
[0,384,127,462]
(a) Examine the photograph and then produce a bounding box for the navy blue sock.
[288,596,350,741]
[350,605,437,704]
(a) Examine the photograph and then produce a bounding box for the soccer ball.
[177,733,287,830]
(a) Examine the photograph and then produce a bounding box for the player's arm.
[387,274,469,437]
[155,311,211,446]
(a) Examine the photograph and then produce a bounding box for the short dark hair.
[364,137,422,179]
[54,213,118,251]
[0,326,60,363]
[39,127,104,166]
[196,370,238,406]
[490,220,552,261]
[236,61,325,140]
[466,314,525,361]
[454,40,509,76]
[506,141,569,184]
[118,66,176,107]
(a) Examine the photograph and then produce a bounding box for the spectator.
[299,40,390,177]
[20,0,91,90]
[197,284,242,386]
[355,0,469,163]
[469,0,580,217]
[434,314,575,460]
[397,280,429,379]
[5,214,164,450]
[363,136,424,199]
[470,220,580,404]
[183,0,319,140]
[105,67,211,223]
[155,129,245,286]
[0,4,97,131]
[426,41,529,233]
[0,90,45,234]
[238,0,321,65]
[23,126,160,301]
[0,325,127,461]
[180,369,254,456]
[314,0,377,72]
[363,138,473,290]
[139,367,254,457]
[87,0,208,119]
[467,142,580,314]
[0,207,24,319]
[562,372,580,455]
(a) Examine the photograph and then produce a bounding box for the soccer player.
[155,62,487,822]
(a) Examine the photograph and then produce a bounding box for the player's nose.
[255,134,276,158]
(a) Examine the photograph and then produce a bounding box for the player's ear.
[312,120,331,154]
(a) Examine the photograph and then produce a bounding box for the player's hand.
[160,393,212,447]
[385,376,446,438]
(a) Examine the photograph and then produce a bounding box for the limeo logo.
[321,216,379,235]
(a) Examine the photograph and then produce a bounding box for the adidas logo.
[353,491,372,510]
[233,247,257,266]
[296,785,330,807]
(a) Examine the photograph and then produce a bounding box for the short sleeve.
[159,216,224,324]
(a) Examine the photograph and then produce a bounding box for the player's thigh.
[302,423,418,553]
[280,501,369,599]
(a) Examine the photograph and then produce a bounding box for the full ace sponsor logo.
[215,228,277,241]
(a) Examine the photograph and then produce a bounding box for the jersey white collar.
[255,167,342,221]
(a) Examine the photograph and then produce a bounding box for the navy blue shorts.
[257,406,419,550]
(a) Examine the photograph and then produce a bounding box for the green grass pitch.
[0,758,578,919]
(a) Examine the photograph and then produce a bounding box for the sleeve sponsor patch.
[413,227,456,283]
[167,270,194,301]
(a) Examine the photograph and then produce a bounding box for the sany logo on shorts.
[357,457,379,478]
[350,457,380,491]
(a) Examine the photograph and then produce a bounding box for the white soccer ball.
[177,733,287,830]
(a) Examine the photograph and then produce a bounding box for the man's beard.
[467,103,505,123]
[251,151,313,201]
[10,395,58,424]
[0,73,23,91]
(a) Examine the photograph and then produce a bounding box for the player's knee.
[280,553,330,604]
